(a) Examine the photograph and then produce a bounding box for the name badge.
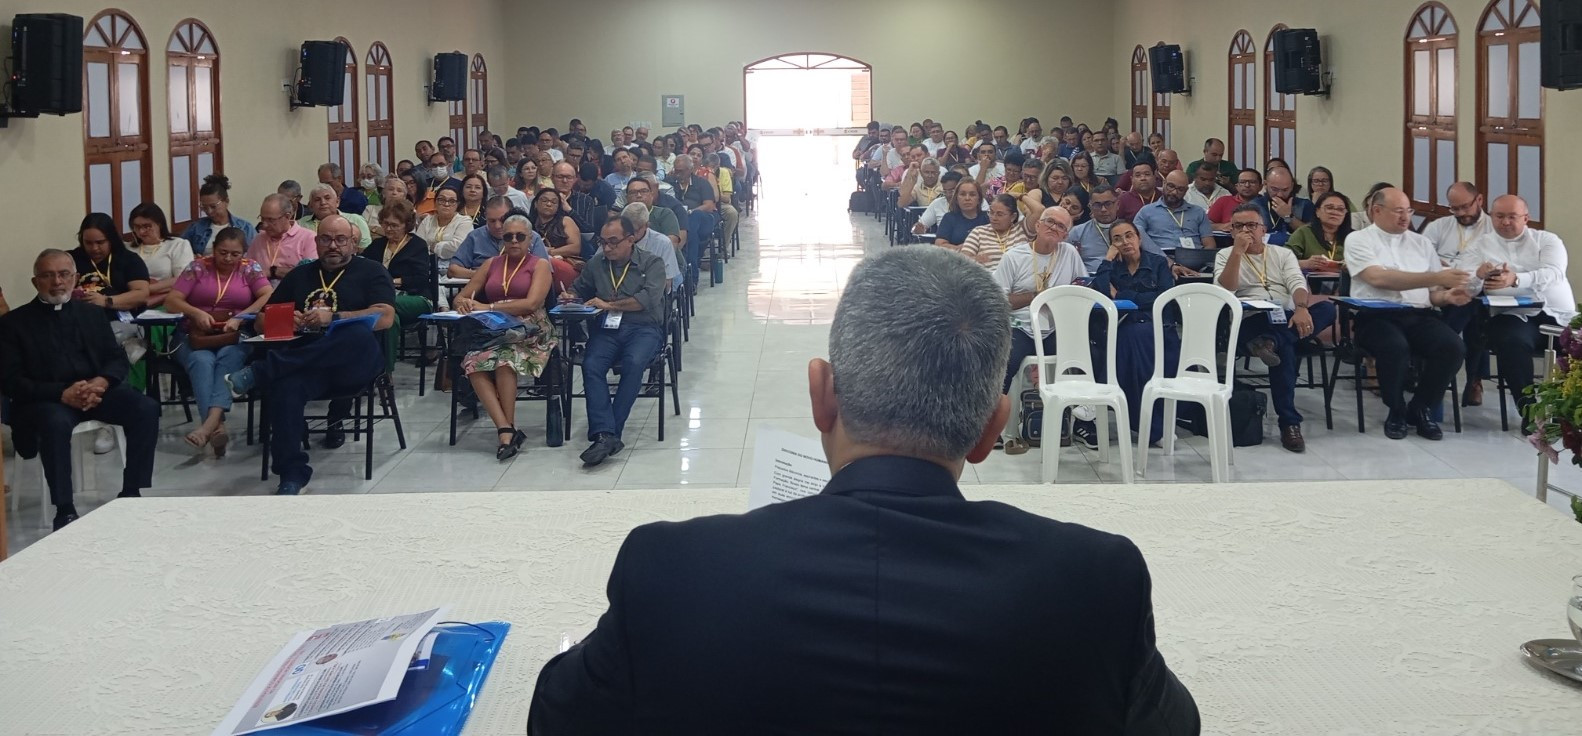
[1268,308,1287,325]
[603,312,622,329]
[1179,236,1197,250]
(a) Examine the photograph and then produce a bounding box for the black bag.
[1018,388,1043,447]
[453,312,539,353]
[848,190,871,213]
[1229,385,1267,447]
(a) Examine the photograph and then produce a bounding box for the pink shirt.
[246,223,317,279]
[171,257,271,311]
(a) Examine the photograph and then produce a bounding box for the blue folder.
[1335,297,1416,310]
[1481,295,1541,307]
[269,621,510,736]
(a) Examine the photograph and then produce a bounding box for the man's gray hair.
[278,180,303,197]
[485,165,511,182]
[319,162,343,178]
[630,172,658,191]
[829,248,1010,459]
[619,202,650,230]
[309,183,337,198]
[262,193,293,214]
[34,248,72,273]
[921,157,940,168]
[503,213,532,229]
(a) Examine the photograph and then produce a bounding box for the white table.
[2,480,1580,734]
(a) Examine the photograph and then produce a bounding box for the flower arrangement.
[1525,311,1582,522]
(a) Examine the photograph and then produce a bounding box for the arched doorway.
[743,52,871,135]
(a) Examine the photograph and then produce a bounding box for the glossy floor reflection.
[4,136,1573,554]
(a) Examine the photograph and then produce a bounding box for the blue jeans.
[1238,301,1336,427]
[176,338,248,418]
[581,323,665,440]
[684,209,719,286]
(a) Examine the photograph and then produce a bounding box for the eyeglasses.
[1319,204,1349,214]
[501,232,531,242]
[1037,220,1070,231]
[1228,222,1264,232]
[35,269,75,281]
[1237,179,1261,187]
[435,197,459,205]
[259,214,292,223]
[315,235,356,247]
[1491,212,1527,221]
[1090,200,1117,209]
[600,236,632,246]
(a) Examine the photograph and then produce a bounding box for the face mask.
[431,167,447,179]
[359,178,375,189]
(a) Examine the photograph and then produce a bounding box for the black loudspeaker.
[10,13,83,114]
[1273,29,1324,94]
[1148,44,1187,94]
[295,40,347,107]
[431,52,467,101]
[1542,0,1582,90]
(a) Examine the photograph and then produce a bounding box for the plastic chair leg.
[1161,398,1178,456]
[1040,401,1067,484]
[1111,401,1135,484]
[1096,411,1111,463]
[1208,399,1230,483]
[1136,389,1156,478]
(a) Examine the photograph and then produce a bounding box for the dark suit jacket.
[528,455,1199,735]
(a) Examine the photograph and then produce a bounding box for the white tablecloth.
[2,480,1580,734]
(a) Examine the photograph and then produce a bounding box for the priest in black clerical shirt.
[0,249,160,530]
[528,247,1199,735]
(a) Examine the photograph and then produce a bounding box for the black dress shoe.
[52,512,78,531]
[1280,424,1306,453]
[322,422,347,449]
[116,490,141,498]
[1409,406,1443,441]
[1383,410,1408,440]
[579,433,624,466]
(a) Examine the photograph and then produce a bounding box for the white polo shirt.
[1344,224,1443,308]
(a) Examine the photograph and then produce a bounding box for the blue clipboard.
[325,313,379,334]
[1481,295,1540,307]
[1335,297,1415,310]
[267,621,510,736]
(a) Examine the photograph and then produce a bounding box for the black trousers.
[1355,311,1465,415]
[1004,330,1058,394]
[14,384,159,508]
[256,324,384,484]
[1481,312,1555,410]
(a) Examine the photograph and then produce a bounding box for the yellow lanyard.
[463,204,481,218]
[1137,190,1159,205]
[1456,219,1478,252]
[609,260,632,293]
[265,235,283,270]
[1096,223,1112,248]
[1246,250,1271,289]
[1033,249,1057,291]
[212,264,237,308]
[382,234,411,269]
[992,228,1013,254]
[138,239,160,260]
[1168,206,1187,230]
[318,266,346,297]
[499,254,529,297]
[90,252,113,285]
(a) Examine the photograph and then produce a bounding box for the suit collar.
[821,455,964,500]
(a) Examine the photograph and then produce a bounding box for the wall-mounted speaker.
[1542,0,1582,90]
[431,52,467,102]
[11,13,83,114]
[1148,44,1187,94]
[1273,29,1324,95]
[295,40,347,107]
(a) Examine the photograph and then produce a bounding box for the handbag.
[453,311,540,353]
[187,308,238,350]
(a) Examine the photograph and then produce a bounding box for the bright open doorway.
[744,53,871,204]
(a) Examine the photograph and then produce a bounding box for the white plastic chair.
[1028,286,1132,483]
[1137,283,1243,483]
[5,421,125,529]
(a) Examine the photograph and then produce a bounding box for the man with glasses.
[1208,168,1264,231]
[668,155,718,287]
[298,184,372,251]
[487,165,532,212]
[994,207,1086,396]
[562,218,669,467]
[1136,171,1215,270]
[1252,168,1311,245]
[1215,204,1335,452]
[1422,182,1493,265]
[554,162,602,234]
[1346,187,1472,441]
[625,175,681,250]
[1090,133,1125,178]
[1069,184,1162,271]
[0,249,161,530]
[539,131,565,162]
[248,194,319,284]
[222,216,396,495]
[622,203,680,291]
[1459,194,1576,428]
[438,136,460,172]
[449,197,549,279]
[459,149,486,179]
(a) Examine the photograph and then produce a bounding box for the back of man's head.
[827,248,1009,461]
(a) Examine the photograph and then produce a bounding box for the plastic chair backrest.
[1028,285,1117,386]
[1151,282,1242,385]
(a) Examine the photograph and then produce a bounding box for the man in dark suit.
[528,247,1199,734]
[0,249,160,530]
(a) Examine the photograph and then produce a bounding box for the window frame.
[165,18,221,231]
[470,54,488,147]
[365,42,394,174]
[1404,2,1460,217]
[1263,24,1297,171]
[1476,0,1544,227]
[1130,45,1149,135]
[82,9,154,234]
[1228,30,1258,172]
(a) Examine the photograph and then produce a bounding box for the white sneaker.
[93,427,115,454]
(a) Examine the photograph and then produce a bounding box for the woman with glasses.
[934,180,989,249]
[960,194,1029,270]
[364,199,433,333]
[181,174,256,256]
[1087,219,1179,449]
[1287,191,1354,273]
[127,202,195,308]
[451,214,558,461]
[1070,152,1102,193]
[166,228,273,456]
[1060,189,1091,227]
[416,184,474,260]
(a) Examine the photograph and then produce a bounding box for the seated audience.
[1117,161,1160,220]
[934,180,989,248]
[528,245,1198,733]
[1070,151,1102,193]
[516,158,544,198]
[1286,191,1354,271]
[278,179,308,219]
[363,199,433,333]
[181,174,257,255]
[531,188,586,277]
[1253,167,1312,245]
[995,206,1087,398]
[452,214,559,460]
[625,174,679,250]
[461,173,490,227]
[959,194,1029,270]
[356,163,386,210]
[1087,219,1178,448]
[0,248,160,530]
[1215,204,1337,452]
[1305,166,1338,202]
[562,218,669,467]
[1461,194,1576,427]
[450,197,550,279]
[1184,163,1231,212]
[668,155,719,285]
[249,194,318,284]
[417,185,475,260]
[1070,184,1160,271]
[1209,169,1263,230]
[221,216,396,495]
[1186,137,1239,190]
[488,165,533,212]
[318,162,368,215]
[298,184,373,250]
[71,213,151,353]
[1135,171,1215,254]
[1422,182,1494,264]
[1345,187,1471,440]
[1122,132,1156,170]
[624,203,682,291]
[127,202,195,308]
[1090,133,1125,178]
[913,171,969,235]
[166,228,273,456]
[1061,188,1091,227]
[1148,132,1166,156]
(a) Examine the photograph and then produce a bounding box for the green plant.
[1525,310,1582,473]
[1573,495,1582,525]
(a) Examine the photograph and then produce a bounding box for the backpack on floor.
[848,191,871,213]
[1019,388,1044,447]
[1228,384,1267,447]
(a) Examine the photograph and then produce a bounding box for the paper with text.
[748,427,832,510]
[1485,295,1520,308]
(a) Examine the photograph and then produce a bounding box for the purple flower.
[1530,429,1561,464]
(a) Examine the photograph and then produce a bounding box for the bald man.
[1134,170,1215,266]
[1122,132,1155,170]
[1421,182,1494,264]
[222,215,397,495]
[1345,187,1472,441]
[1252,168,1312,245]
[1458,194,1576,427]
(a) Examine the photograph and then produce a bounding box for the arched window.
[1152,43,1172,146]
[1405,2,1459,217]
[1477,0,1543,226]
[1228,30,1257,171]
[327,38,359,189]
[470,54,489,146]
[166,19,220,231]
[1130,46,1149,134]
[446,50,467,150]
[83,10,152,231]
[1264,25,1297,170]
[365,42,394,173]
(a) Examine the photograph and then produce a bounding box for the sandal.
[496,427,520,461]
[210,427,230,459]
[1003,438,1031,455]
[184,427,211,449]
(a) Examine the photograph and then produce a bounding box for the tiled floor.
[4,136,1575,554]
